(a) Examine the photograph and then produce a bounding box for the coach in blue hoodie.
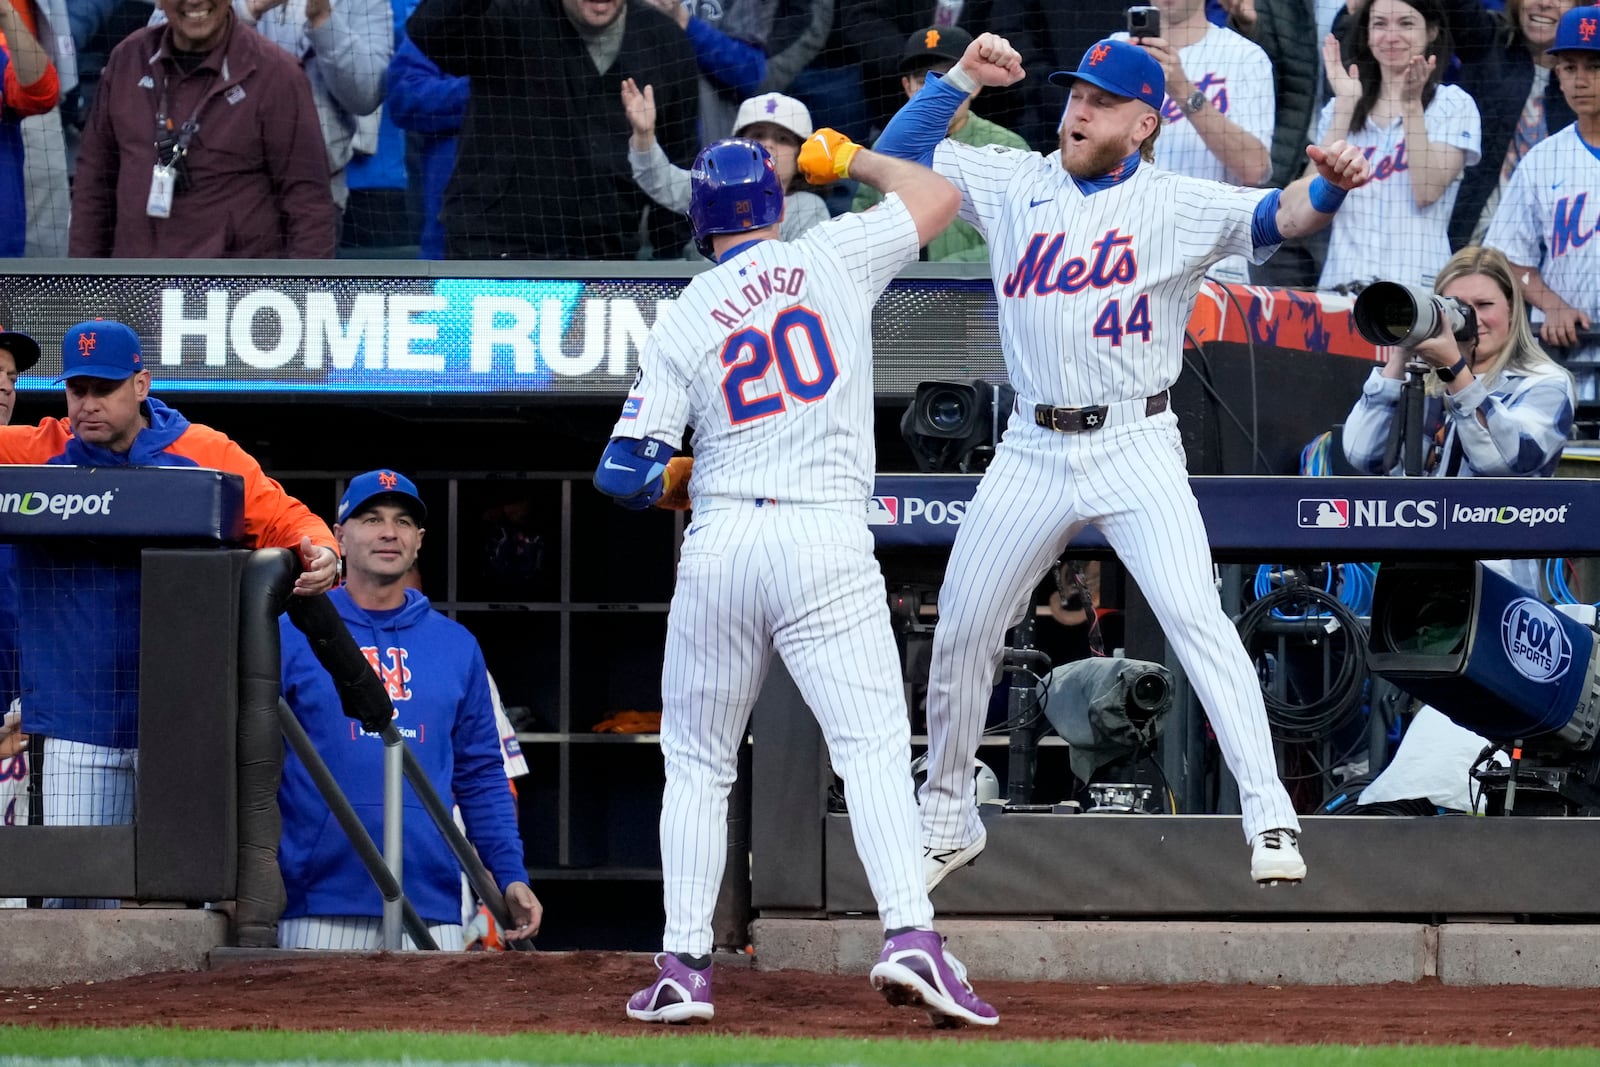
[276,469,541,949]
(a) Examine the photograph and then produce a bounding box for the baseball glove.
[655,456,693,511]
[798,128,862,185]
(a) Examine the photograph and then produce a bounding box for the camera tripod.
[1381,356,1436,477]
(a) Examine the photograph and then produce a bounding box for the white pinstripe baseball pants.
[659,500,932,956]
[922,411,1300,850]
[42,738,137,910]
[278,915,465,951]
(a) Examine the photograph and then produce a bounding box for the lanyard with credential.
[147,67,218,218]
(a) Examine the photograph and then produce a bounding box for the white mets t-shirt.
[1316,84,1482,290]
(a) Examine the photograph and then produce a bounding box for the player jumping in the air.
[867,33,1371,892]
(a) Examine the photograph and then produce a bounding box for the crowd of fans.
[0,0,1593,349]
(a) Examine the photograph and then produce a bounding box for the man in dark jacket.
[67,0,336,258]
[407,0,700,260]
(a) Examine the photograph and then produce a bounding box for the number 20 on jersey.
[721,306,839,424]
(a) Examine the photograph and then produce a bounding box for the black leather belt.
[1032,391,1169,434]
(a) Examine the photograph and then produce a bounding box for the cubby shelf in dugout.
[275,468,683,910]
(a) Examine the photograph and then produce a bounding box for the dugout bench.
[750,474,1600,919]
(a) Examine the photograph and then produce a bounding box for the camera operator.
[1342,245,1574,815]
[1343,245,1575,592]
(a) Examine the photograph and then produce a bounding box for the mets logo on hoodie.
[362,645,412,700]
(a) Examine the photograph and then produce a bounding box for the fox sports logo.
[1500,598,1573,684]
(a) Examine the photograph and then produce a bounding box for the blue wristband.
[1308,176,1348,213]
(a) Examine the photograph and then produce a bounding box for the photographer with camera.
[1340,245,1575,815]
[1343,245,1575,590]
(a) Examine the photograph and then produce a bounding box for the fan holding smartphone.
[1119,0,1275,280]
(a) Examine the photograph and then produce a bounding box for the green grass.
[1,1027,1596,1067]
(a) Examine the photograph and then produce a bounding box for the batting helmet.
[688,138,784,258]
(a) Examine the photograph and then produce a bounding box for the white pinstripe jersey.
[611,195,920,504]
[1484,124,1600,360]
[930,141,1272,407]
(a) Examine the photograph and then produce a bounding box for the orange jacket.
[0,397,335,554]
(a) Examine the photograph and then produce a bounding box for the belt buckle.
[1056,405,1106,433]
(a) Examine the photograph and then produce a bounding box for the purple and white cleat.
[626,953,714,1024]
[869,929,999,1028]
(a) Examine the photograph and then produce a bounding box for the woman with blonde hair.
[1343,245,1575,815]
[1342,244,1575,585]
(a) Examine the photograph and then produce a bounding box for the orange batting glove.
[798,128,862,184]
[655,456,694,511]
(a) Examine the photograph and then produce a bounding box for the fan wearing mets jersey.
[1484,6,1600,395]
[595,138,999,1028]
[870,33,1373,892]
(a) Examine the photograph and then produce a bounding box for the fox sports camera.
[1369,561,1600,813]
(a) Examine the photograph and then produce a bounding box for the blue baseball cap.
[58,320,145,381]
[1549,5,1600,52]
[1048,39,1165,110]
[338,469,428,525]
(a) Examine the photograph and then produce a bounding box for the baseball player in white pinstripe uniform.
[869,33,1373,891]
[596,137,997,1028]
[1484,6,1600,395]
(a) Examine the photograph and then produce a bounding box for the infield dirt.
[2,952,1598,1047]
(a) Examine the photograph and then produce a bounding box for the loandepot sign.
[0,490,117,519]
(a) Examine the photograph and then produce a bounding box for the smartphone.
[1126,5,1161,38]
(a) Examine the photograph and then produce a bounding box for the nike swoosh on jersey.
[1029,197,1054,208]
[602,457,635,472]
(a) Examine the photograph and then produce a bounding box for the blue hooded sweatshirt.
[17,397,195,747]
[277,586,526,925]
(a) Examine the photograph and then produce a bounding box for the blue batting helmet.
[688,138,784,257]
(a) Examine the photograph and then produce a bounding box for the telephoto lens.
[1353,281,1476,347]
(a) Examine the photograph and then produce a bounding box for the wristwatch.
[1182,89,1207,115]
[1435,356,1470,383]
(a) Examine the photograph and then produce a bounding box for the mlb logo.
[621,396,642,419]
[1298,498,1349,528]
[867,496,899,525]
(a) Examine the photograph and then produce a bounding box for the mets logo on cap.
[378,470,399,490]
[1550,5,1600,50]
[77,331,97,359]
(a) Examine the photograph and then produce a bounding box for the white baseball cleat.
[924,831,986,894]
[1251,827,1307,885]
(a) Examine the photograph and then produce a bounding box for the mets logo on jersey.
[867,496,899,525]
[1551,194,1597,258]
[1002,228,1138,297]
[362,645,413,701]
[1298,498,1349,528]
